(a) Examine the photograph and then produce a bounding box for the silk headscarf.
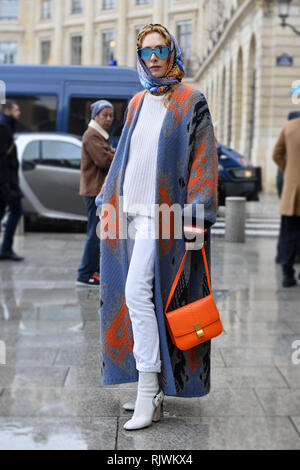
[137,25,185,94]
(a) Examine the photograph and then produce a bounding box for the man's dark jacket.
[0,114,22,205]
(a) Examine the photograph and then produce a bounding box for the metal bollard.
[225,197,246,243]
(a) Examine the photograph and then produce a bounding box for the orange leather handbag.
[164,246,223,351]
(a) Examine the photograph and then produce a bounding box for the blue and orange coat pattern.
[96,84,218,397]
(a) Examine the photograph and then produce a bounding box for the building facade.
[1,0,300,192]
[191,0,300,194]
[0,0,202,72]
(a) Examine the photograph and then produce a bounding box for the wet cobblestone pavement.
[0,231,299,450]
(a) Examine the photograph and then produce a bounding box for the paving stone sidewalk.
[0,228,299,450]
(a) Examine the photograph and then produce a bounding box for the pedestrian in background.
[0,101,24,262]
[96,24,218,431]
[273,110,300,287]
[77,100,115,287]
[275,111,300,265]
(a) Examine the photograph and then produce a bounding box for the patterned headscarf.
[137,25,185,94]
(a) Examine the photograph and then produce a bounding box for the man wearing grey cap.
[77,100,115,287]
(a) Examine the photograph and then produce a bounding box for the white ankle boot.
[123,372,164,431]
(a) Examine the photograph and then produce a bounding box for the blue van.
[1,65,260,207]
[0,64,143,144]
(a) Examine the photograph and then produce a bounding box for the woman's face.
[141,32,169,79]
[95,107,114,130]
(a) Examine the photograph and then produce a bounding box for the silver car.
[16,133,86,222]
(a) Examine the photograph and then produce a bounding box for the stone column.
[20,0,35,64]
[239,44,251,156]
[197,1,205,59]
[53,0,64,64]
[83,0,94,65]
[230,46,239,150]
[117,0,127,66]
[153,0,164,24]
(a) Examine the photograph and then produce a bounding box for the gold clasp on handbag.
[195,323,204,338]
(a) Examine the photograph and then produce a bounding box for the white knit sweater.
[123,92,167,217]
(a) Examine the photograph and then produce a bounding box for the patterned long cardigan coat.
[96,83,218,398]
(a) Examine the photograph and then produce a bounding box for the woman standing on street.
[96,24,218,431]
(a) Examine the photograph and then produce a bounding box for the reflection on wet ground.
[0,232,299,450]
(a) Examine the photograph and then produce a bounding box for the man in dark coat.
[0,101,24,261]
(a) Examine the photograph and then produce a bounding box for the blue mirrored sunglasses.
[138,46,170,61]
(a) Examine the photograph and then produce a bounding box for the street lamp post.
[277,0,300,35]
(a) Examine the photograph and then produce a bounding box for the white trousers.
[125,214,161,373]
